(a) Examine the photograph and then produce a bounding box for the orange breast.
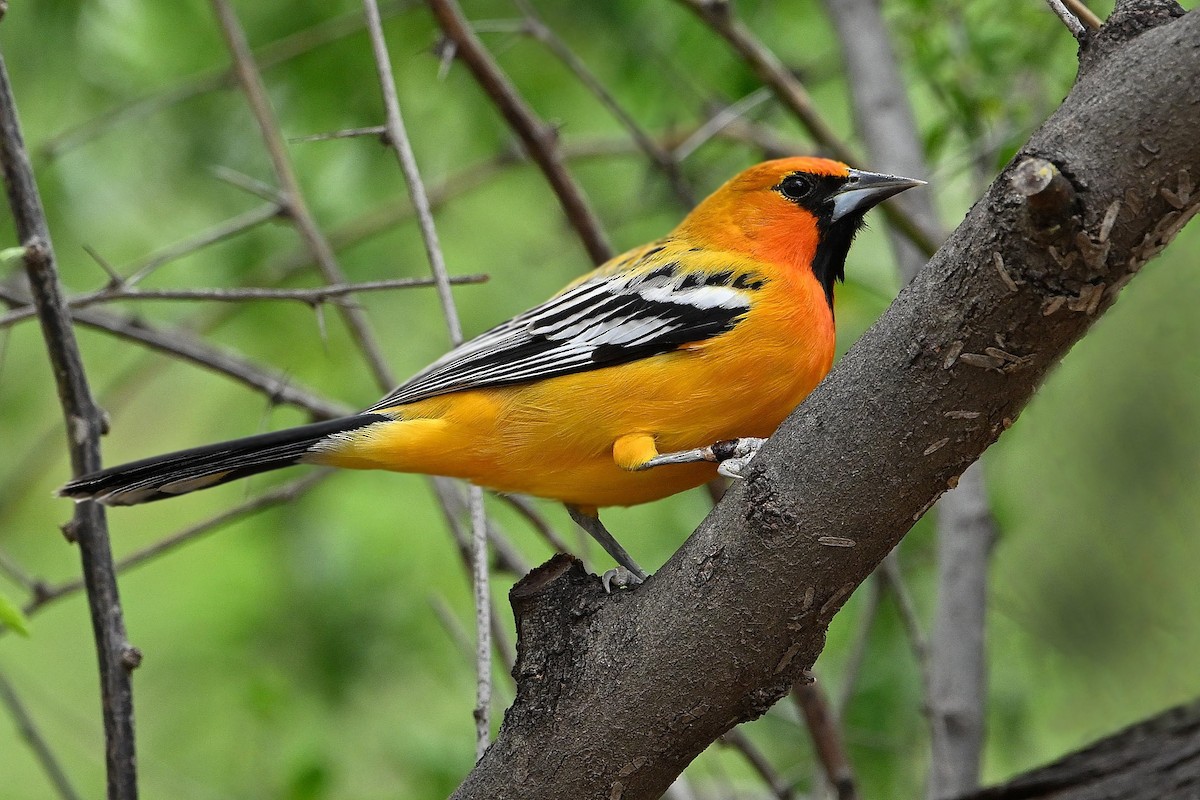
[316,270,835,507]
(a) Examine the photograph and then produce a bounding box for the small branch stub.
[1011,157,1077,231]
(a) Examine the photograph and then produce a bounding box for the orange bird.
[60,158,922,585]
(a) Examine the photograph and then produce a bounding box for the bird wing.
[369,254,760,410]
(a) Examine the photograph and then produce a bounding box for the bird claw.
[713,437,766,480]
[601,566,644,593]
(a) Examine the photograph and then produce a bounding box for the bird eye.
[779,174,814,201]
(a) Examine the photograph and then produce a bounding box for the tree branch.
[427,0,612,265]
[452,7,1200,797]
[0,49,138,800]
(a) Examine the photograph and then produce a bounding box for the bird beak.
[831,169,926,222]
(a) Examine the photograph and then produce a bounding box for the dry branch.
[452,6,1200,797]
[0,49,138,800]
[427,0,612,265]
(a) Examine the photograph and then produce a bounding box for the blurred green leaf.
[0,591,30,637]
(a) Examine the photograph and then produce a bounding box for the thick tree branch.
[822,1,998,793]
[956,699,1200,800]
[453,7,1200,797]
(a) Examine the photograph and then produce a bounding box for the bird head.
[677,157,925,304]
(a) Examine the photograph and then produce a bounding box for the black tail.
[58,413,391,506]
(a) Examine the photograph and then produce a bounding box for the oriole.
[60,157,922,583]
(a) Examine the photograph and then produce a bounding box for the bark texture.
[454,6,1200,798]
[958,700,1200,800]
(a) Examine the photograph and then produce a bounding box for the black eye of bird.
[779,174,814,201]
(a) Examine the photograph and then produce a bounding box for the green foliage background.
[1,1,1197,797]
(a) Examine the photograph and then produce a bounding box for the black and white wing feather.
[369,262,758,410]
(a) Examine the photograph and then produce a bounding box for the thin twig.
[428,594,515,691]
[209,166,285,204]
[0,669,84,800]
[511,0,694,206]
[718,728,793,800]
[428,0,612,265]
[675,0,940,256]
[0,51,138,799]
[123,203,284,286]
[0,548,39,592]
[0,294,352,420]
[0,274,487,330]
[211,0,396,388]
[835,571,883,720]
[469,485,492,759]
[365,0,463,343]
[1064,0,1103,29]
[40,2,417,159]
[363,0,493,758]
[430,484,518,678]
[290,125,387,143]
[879,552,930,673]
[1045,0,1089,40]
[433,479,530,577]
[21,473,330,619]
[494,494,575,557]
[792,677,860,800]
[672,86,772,161]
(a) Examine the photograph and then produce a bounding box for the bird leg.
[635,437,766,479]
[566,504,647,591]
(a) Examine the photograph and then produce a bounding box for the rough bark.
[454,5,1200,798]
[956,700,1200,800]
[823,2,998,793]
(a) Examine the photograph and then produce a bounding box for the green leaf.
[0,590,31,637]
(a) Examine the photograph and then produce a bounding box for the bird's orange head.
[675,157,924,303]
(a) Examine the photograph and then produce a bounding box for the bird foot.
[601,566,645,593]
[637,436,766,479]
[713,437,766,479]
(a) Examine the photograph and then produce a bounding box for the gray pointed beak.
[831,169,926,222]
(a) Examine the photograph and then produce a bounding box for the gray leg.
[635,437,766,480]
[566,505,647,590]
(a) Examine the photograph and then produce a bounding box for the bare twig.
[675,0,940,257]
[494,494,575,557]
[21,473,330,619]
[835,572,884,720]
[433,479,530,577]
[211,0,396,388]
[1064,0,1104,29]
[0,548,39,592]
[672,86,772,161]
[363,0,493,757]
[1046,0,1089,40]
[510,0,694,206]
[0,294,352,421]
[468,484,492,759]
[365,0,463,343]
[123,203,284,286]
[0,274,488,330]
[879,552,930,674]
[0,669,84,800]
[792,678,859,800]
[0,50,138,799]
[290,125,387,143]
[428,0,612,265]
[430,484,518,678]
[718,728,793,800]
[41,2,417,159]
